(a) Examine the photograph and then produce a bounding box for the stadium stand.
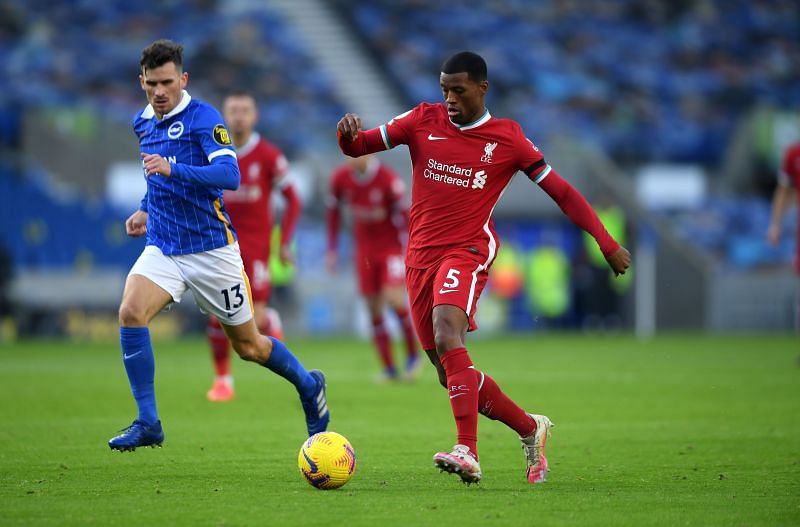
[0,1,797,332]
[339,0,799,166]
[0,0,344,157]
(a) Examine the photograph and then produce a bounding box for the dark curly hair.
[441,51,487,82]
[140,39,183,72]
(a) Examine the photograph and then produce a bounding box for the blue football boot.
[301,370,330,436]
[108,420,164,451]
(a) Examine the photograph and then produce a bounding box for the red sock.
[371,317,395,372]
[440,347,479,458]
[394,307,418,359]
[207,317,231,378]
[475,370,536,437]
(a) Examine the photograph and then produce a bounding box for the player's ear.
[479,80,489,95]
[180,71,189,89]
[139,73,146,91]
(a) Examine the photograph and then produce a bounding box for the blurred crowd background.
[0,0,797,340]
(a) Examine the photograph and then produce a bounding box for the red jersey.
[223,133,292,255]
[343,103,547,268]
[779,142,800,272]
[327,159,406,257]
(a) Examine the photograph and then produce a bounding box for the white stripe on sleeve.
[208,148,237,162]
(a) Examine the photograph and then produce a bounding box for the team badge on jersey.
[481,142,497,163]
[168,121,184,139]
[213,124,232,146]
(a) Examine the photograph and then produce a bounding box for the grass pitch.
[0,334,798,526]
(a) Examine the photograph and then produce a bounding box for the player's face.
[223,95,258,137]
[440,72,488,125]
[348,154,371,174]
[139,62,188,118]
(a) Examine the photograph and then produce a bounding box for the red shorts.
[355,252,405,296]
[405,251,490,351]
[239,243,271,303]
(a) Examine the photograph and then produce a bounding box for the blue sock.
[263,337,317,398]
[120,326,158,425]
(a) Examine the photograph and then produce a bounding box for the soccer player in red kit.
[206,91,302,401]
[337,52,631,485]
[767,141,800,331]
[326,154,420,381]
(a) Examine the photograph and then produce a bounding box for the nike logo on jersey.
[427,134,447,141]
[227,308,243,318]
[449,393,467,399]
[123,350,144,360]
[439,288,459,294]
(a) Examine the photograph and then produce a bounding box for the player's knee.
[118,303,146,327]
[433,327,460,355]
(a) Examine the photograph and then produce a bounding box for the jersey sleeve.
[272,153,290,188]
[379,106,421,149]
[195,105,238,165]
[779,146,800,188]
[385,168,407,208]
[513,123,550,183]
[337,105,422,156]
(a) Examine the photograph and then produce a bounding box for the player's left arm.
[155,106,241,190]
[534,166,630,275]
[518,131,629,275]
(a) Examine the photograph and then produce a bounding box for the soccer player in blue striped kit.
[109,39,329,451]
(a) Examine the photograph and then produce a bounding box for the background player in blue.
[109,39,329,451]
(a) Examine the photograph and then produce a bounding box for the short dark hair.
[441,51,487,82]
[224,90,256,102]
[140,39,183,72]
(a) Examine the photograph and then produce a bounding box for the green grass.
[0,334,798,526]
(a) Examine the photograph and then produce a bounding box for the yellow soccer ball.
[298,432,357,490]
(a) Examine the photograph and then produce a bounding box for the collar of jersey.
[141,90,192,120]
[353,157,380,184]
[449,108,491,131]
[236,132,260,157]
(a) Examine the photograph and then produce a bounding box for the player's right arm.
[325,170,343,272]
[337,107,417,157]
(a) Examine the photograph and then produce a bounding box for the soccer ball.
[298,432,357,490]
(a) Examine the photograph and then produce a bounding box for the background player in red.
[766,141,800,332]
[326,154,420,381]
[206,91,302,401]
[337,51,631,485]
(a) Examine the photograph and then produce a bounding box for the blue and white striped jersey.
[133,90,240,255]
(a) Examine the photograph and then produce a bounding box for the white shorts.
[129,243,254,326]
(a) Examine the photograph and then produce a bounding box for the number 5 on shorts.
[442,268,460,290]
